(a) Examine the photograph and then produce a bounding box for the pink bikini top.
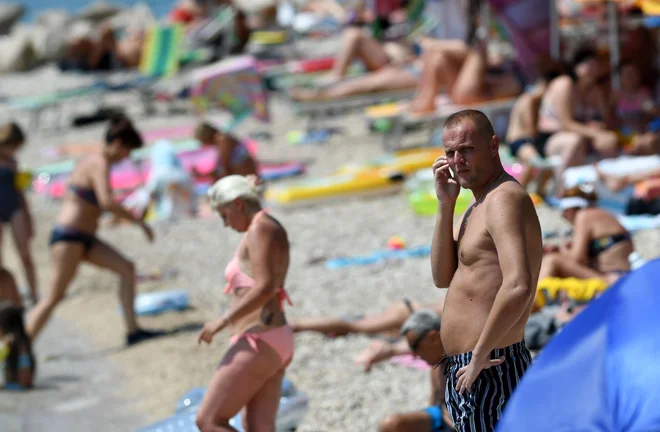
[223,210,292,311]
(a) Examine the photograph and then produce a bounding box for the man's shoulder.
[484,179,537,222]
[488,178,530,205]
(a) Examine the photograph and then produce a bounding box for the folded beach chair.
[364,95,518,151]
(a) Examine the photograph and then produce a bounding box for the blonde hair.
[207,175,261,209]
[0,122,25,148]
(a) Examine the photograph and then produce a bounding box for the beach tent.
[496,257,660,432]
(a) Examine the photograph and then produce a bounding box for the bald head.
[442,109,502,192]
[444,109,494,143]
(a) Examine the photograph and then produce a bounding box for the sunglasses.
[408,330,430,352]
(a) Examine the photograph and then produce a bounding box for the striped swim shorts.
[444,340,532,432]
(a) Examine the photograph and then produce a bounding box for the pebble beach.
[1,58,659,432]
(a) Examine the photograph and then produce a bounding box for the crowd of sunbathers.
[2,1,660,431]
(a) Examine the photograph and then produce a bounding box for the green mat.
[9,85,106,110]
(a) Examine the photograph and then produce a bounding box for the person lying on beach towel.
[310,1,414,88]
[524,299,587,351]
[292,291,445,338]
[193,122,259,182]
[407,0,555,112]
[0,301,35,390]
[540,192,634,286]
[290,0,472,101]
[595,165,660,216]
[58,24,145,72]
[358,309,454,432]
[0,123,37,305]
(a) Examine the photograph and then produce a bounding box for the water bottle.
[629,252,647,271]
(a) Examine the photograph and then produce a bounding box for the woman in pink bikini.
[196,174,293,432]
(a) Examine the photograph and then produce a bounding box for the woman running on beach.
[0,123,38,305]
[26,115,161,346]
[196,175,294,432]
[194,122,258,183]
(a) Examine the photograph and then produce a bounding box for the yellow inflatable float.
[534,277,609,309]
[265,148,443,206]
[15,171,32,191]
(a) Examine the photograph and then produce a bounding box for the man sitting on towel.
[356,309,454,432]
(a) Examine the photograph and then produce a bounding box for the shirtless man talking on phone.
[431,110,543,432]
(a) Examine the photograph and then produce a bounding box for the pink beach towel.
[390,354,431,371]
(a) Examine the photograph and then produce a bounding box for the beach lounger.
[5,22,218,130]
[364,95,518,151]
[291,88,416,132]
[562,155,660,189]
[5,24,189,130]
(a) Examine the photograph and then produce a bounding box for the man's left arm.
[472,191,537,359]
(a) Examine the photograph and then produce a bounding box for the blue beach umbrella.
[497,258,660,432]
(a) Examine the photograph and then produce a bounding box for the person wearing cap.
[356,309,454,432]
[540,192,634,285]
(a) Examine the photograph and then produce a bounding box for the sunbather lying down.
[290,39,523,105]
[58,24,144,72]
[291,291,446,338]
[290,60,422,102]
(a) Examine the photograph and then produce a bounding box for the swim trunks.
[445,341,532,432]
[423,405,451,432]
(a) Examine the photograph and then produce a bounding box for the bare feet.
[408,95,436,115]
[315,74,342,88]
[354,340,395,372]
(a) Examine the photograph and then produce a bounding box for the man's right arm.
[431,204,458,288]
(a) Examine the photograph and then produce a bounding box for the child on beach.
[0,269,21,306]
[193,122,258,182]
[0,122,38,305]
[612,61,660,155]
[0,301,35,390]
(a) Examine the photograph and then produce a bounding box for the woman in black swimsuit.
[27,115,161,345]
[540,189,634,285]
[0,123,37,305]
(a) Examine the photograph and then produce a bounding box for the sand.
[1,64,659,431]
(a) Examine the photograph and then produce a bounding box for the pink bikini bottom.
[230,325,294,368]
